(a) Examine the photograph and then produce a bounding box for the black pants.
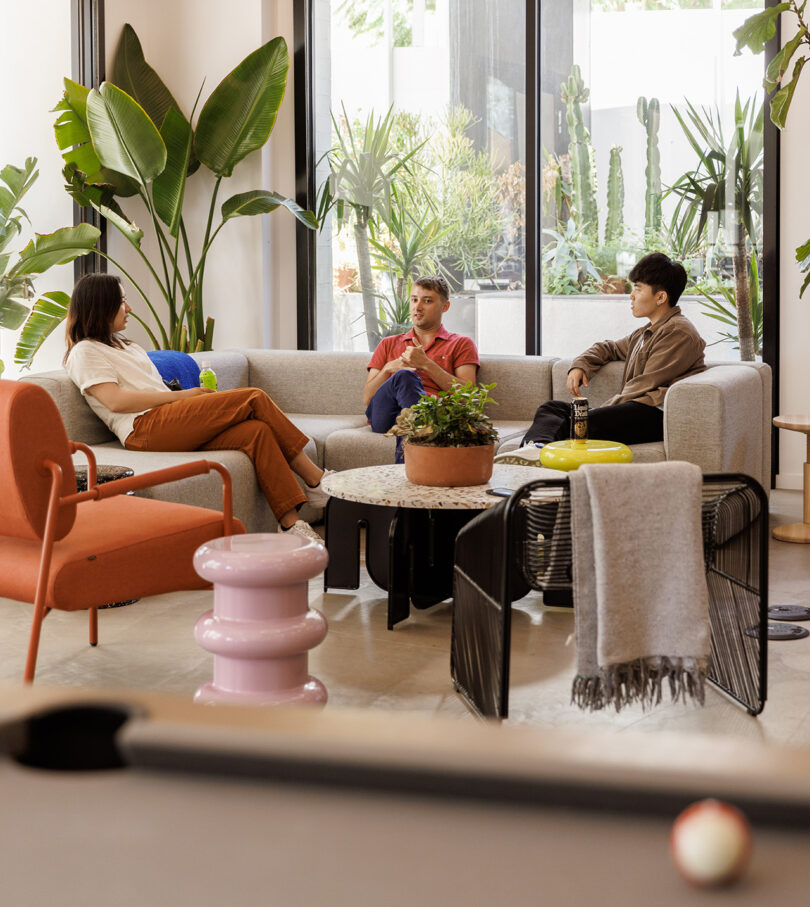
[522,400,664,446]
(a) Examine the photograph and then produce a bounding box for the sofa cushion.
[246,350,368,415]
[148,350,201,389]
[325,425,396,470]
[189,351,250,390]
[479,355,556,421]
[552,359,624,406]
[288,413,369,465]
[20,371,115,444]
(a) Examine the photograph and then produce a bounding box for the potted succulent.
[386,382,499,487]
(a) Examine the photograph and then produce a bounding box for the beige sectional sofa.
[22,350,771,532]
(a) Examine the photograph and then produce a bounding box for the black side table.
[74,464,138,609]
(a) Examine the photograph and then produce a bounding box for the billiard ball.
[670,799,752,887]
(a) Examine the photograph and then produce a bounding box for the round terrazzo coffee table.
[321,464,557,629]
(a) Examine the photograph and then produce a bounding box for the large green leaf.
[733,4,790,55]
[195,37,288,177]
[86,82,167,186]
[797,237,810,298]
[221,189,318,228]
[13,290,70,370]
[111,24,182,134]
[54,79,139,197]
[153,106,192,237]
[10,223,101,276]
[0,157,38,253]
[764,30,806,92]
[0,286,29,330]
[770,56,807,128]
[63,164,144,246]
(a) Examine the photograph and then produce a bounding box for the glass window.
[540,0,766,362]
[313,0,527,354]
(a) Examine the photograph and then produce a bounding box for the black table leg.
[324,498,396,592]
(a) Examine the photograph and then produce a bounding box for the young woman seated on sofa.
[63,273,329,542]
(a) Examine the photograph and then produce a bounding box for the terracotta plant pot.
[404,442,495,487]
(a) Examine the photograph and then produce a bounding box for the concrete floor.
[0,489,808,746]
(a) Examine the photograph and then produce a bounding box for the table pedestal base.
[772,523,810,543]
[325,499,478,629]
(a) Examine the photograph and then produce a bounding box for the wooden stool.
[193,533,328,705]
[772,415,810,543]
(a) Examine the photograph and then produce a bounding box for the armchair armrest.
[664,365,769,490]
[59,458,235,537]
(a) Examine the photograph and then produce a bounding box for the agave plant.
[15,24,316,365]
[0,157,99,374]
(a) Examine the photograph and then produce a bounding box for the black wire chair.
[451,473,768,719]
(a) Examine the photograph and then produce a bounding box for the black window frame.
[268,1,778,485]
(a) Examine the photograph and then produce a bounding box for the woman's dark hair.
[64,273,130,363]
[414,274,450,302]
[628,252,688,306]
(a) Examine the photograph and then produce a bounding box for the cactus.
[561,65,598,243]
[637,97,662,241]
[605,145,624,246]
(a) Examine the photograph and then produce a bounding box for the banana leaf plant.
[317,105,424,351]
[668,94,763,360]
[16,24,316,364]
[734,1,810,297]
[0,157,99,374]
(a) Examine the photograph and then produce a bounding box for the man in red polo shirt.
[364,275,480,462]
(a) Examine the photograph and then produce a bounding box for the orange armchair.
[0,380,245,682]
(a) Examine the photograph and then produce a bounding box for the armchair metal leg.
[89,608,98,647]
[24,601,48,684]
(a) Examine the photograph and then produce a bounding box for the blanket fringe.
[571,656,707,712]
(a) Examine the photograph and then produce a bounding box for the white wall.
[0,1,74,379]
[103,0,299,353]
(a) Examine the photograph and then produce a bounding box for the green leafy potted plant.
[0,157,99,375]
[386,382,499,487]
[15,24,317,364]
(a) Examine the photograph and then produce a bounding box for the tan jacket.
[570,306,706,407]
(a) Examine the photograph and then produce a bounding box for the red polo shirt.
[367,325,480,396]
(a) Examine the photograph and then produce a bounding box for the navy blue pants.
[366,370,426,463]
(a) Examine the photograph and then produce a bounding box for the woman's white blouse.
[65,338,171,445]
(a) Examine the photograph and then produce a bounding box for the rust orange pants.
[125,388,309,519]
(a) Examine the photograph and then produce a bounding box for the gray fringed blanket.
[570,462,710,711]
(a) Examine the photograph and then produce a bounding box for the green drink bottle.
[199,361,217,391]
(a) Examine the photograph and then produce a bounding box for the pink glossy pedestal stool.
[192,533,328,706]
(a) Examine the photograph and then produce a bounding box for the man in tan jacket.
[497,253,706,462]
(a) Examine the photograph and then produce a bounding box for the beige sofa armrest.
[664,364,771,490]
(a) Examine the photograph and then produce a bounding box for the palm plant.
[317,105,423,351]
[15,24,315,365]
[0,157,99,374]
[668,94,763,360]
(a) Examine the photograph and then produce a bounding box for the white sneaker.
[278,520,323,544]
[305,469,335,508]
[493,443,545,466]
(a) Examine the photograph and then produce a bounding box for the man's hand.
[401,338,430,370]
[382,356,415,376]
[566,367,589,397]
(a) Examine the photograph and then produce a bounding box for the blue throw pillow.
[147,350,201,390]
